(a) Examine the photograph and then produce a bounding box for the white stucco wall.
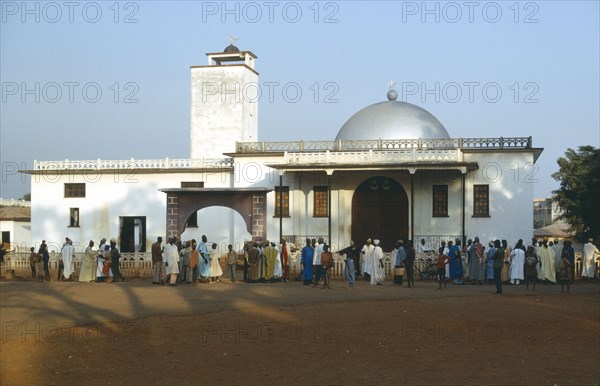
[30,170,235,252]
[411,169,463,238]
[464,151,535,247]
[190,66,258,159]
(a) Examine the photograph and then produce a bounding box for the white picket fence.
[1,252,153,280]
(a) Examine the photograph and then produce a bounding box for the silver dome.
[335,100,450,140]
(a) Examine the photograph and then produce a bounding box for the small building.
[0,199,32,252]
[22,45,543,253]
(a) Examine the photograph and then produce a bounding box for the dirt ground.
[1,277,599,386]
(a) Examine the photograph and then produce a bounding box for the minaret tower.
[190,41,258,159]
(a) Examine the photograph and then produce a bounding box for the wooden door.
[351,177,408,251]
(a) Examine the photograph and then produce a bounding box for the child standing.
[189,240,199,285]
[28,247,37,279]
[436,247,449,289]
[209,243,223,283]
[524,246,538,291]
[320,245,334,289]
[558,249,572,294]
[227,244,237,283]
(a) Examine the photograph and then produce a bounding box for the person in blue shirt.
[449,238,464,285]
[300,239,314,286]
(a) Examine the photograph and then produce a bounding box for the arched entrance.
[160,188,271,242]
[180,206,252,250]
[352,176,409,251]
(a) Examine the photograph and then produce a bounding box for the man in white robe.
[61,238,75,281]
[274,242,283,278]
[538,241,556,283]
[444,241,453,279]
[418,238,433,253]
[509,242,525,285]
[163,237,180,286]
[313,238,324,285]
[528,238,541,275]
[361,239,374,279]
[96,238,106,279]
[582,238,599,279]
[370,239,385,285]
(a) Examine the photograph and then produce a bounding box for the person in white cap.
[61,237,75,281]
[582,238,599,279]
[163,237,180,285]
[360,238,374,281]
[370,239,384,285]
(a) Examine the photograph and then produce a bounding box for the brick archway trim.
[159,188,271,242]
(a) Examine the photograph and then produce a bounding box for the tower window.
[65,183,85,198]
[181,181,204,188]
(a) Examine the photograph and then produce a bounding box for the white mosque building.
[23,45,543,253]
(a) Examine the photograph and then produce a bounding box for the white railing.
[284,148,462,165]
[237,137,532,153]
[413,235,462,252]
[33,158,234,171]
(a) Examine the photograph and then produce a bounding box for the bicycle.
[415,257,438,280]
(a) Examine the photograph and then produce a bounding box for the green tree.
[20,193,31,201]
[552,146,600,241]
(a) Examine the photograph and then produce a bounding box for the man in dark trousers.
[493,240,505,294]
[110,238,125,282]
[151,237,163,284]
[38,240,50,281]
[404,240,416,288]
[339,241,359,288]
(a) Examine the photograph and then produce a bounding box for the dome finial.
[228,33,240,44]
[387,80,398,101]
[224,33,240,53]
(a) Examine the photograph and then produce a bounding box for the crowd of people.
[26,237,125,283]
[151,235,232,286]
[411,236,600,294]
[16,234,600,293]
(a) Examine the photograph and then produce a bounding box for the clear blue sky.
[1,0,599,199]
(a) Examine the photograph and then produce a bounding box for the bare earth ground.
[1,277,599,386]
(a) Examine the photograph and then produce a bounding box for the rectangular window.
[69,208,80,227]
[274,186,289,217]
[64,183,85,198]
[313,186,328,217]
[473,184,490,217]
[432,185,448,217]
[181,181,205,188]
